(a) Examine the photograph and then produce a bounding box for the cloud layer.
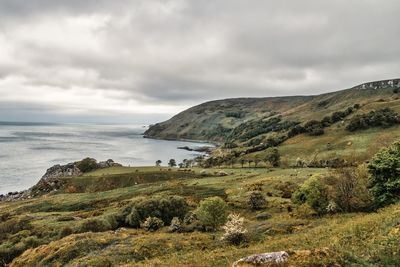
[1,0,399,123]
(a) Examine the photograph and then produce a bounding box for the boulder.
[232,251,289,267]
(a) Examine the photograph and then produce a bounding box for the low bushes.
[346,108,400,131]
[119,196,189,228]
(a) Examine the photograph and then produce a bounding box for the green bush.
[76,157,98,173]
[196,196,228,231]
[292,175,329,215]
[119,196,189,228]
[368,141,400,207]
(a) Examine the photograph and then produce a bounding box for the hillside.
[2,165,400,266]
[145,78,400,166]
[145,79,400,143]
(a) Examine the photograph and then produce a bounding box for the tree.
[292,175,329,215]
[326,165,372,212]
[264,148,280,167]
[168,159,177,167]
[155,160,162,167]
[196,197,228,231]
[368,141,400,207]
[240,159,247,168]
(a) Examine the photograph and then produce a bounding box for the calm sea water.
[0,122,212,194]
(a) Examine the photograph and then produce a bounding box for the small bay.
[0,122,212,194]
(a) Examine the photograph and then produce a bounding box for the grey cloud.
[0,0,399,122]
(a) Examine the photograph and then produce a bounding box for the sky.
[0,0,399,124]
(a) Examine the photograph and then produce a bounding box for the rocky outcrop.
[41,163,82,182]
[0,158,122,202]
[353,78,400,90]
[98,159,122,168]
[232,251,289,266]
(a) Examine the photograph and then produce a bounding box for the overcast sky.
[0,0,399,123]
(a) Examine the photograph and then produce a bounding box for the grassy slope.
[144,85,399,142]
[1,166,399,266]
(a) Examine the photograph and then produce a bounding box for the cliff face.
[352,78,400,90]
[145,79,400,142]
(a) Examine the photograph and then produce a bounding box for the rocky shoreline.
[177,145,214,153]
[0,158,122,202]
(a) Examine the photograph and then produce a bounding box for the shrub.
[221,214,247,245]
[79,218,112,233]
[304,120,324,136]
[124,208,141,228]
[76,157,98,173]
[141,216,164,232]
[119,196,189,228]
[196,197,228,231]
[247,191,267,210]
[368,141,400,207]
[168,217,183,233]
[346,108,400,131]
[292,175,329,215]
[326,165,372,212]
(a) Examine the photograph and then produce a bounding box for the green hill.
[145,79,400,141]
[146,78,400,165]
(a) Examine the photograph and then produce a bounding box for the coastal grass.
[1,166,399,266]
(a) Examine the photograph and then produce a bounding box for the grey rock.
[232,251,289,267]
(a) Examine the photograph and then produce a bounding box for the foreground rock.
[232,251,289,266]
[0,158,122,202]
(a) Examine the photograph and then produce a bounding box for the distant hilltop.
[352,78,400,90]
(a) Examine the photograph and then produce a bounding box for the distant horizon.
[1,76,399,124]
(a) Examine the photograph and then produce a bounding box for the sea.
[0,122,213,194]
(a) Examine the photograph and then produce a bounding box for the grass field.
[1,165,399,266]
